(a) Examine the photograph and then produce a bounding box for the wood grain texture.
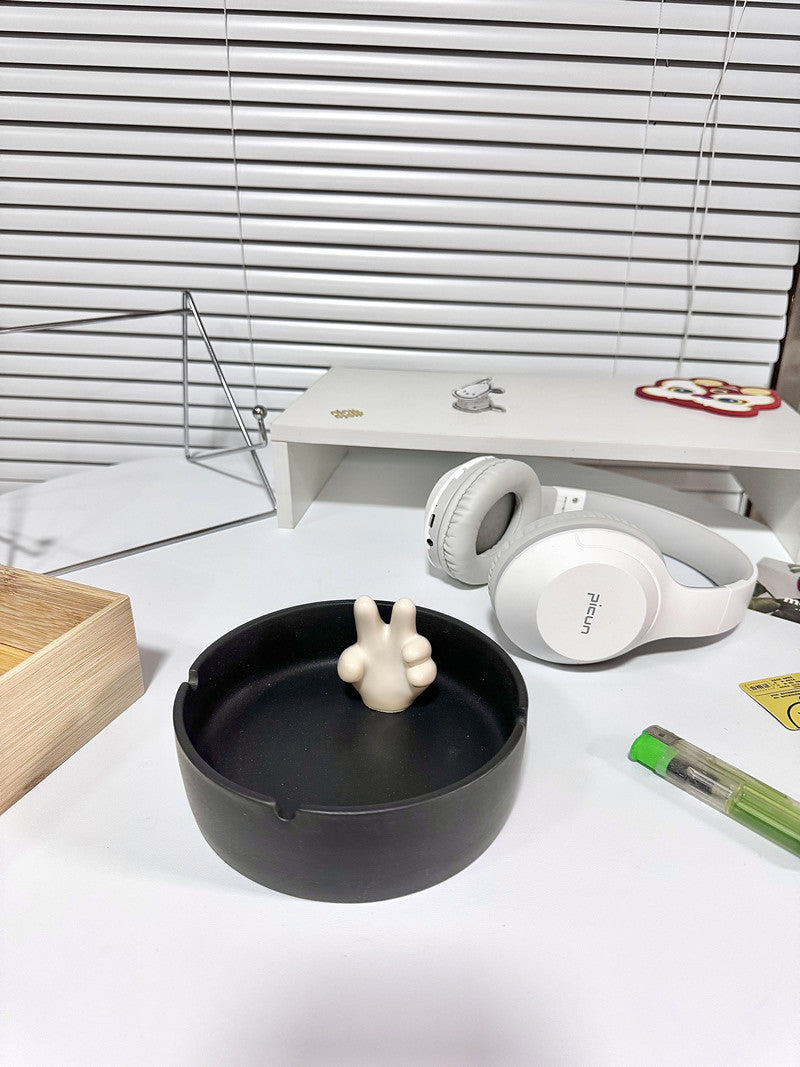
[0,643,30,674]
[0,567,113,652]
[0,566,144,813]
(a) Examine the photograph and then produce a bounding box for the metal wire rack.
[0,289,276,509]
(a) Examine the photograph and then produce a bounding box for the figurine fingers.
[401,634,432,667]
[337,644,366,685]
[389,598,417,642]
[406,659,437,690]
[353,595,382,642]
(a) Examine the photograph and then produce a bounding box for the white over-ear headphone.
[424,456,757,665]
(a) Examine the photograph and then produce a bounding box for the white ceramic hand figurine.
[337,596,437,713]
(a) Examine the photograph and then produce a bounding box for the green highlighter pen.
[629,725,800,858]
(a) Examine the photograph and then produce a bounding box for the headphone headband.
[570,489,755,590]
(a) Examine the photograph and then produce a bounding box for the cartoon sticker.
[452,377,505,413]
[635,378,781,417]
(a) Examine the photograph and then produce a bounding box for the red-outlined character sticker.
[635,377,781,417]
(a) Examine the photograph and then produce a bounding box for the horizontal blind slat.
[4,208,798,253]
[1,300,785,340]
[6,8,800,66]
[3,277,790,315]
[7,93,800,134]
[6,38,800,100]
[6,181,800,225]
[8,69,800,131]
[6,151,800,189]
[0,358,319,392]
[3,240,794,282]
[5,121,800,160]
[17,0,800,24]
[0,324,781,361]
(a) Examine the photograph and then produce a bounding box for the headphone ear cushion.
[439,459,543,585]
[487,511,663,599]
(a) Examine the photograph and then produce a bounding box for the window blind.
[2,0,799,504]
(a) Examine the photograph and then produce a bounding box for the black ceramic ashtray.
[174,600,527,902]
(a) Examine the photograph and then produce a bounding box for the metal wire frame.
[0,289,277,509]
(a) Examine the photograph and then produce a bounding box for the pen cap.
[628,730,676,777]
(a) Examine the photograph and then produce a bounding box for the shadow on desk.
[137,644,167,689]
[0,527,55,570]
[208,943,567,1065]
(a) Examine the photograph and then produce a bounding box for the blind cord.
[222,0,259,412]
[617,0,747,378]
[613,0,664,376]
[676,0,749,374]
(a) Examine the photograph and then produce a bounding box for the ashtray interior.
[181,600,523,813]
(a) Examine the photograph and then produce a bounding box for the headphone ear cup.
[489,512,665,664]
[431,458,543,585]
[487,512,662,599]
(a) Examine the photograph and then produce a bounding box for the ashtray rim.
[173,599,527,818]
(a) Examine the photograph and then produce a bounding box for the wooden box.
[0,566,144,814]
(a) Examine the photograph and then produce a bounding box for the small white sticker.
[553,487,587,514]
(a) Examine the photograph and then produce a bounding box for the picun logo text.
[581,593,602,634]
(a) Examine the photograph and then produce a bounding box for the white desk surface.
[2,450,799,1067]
[0,452,272,574]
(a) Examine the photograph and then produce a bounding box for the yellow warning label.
[740,673,800,731]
